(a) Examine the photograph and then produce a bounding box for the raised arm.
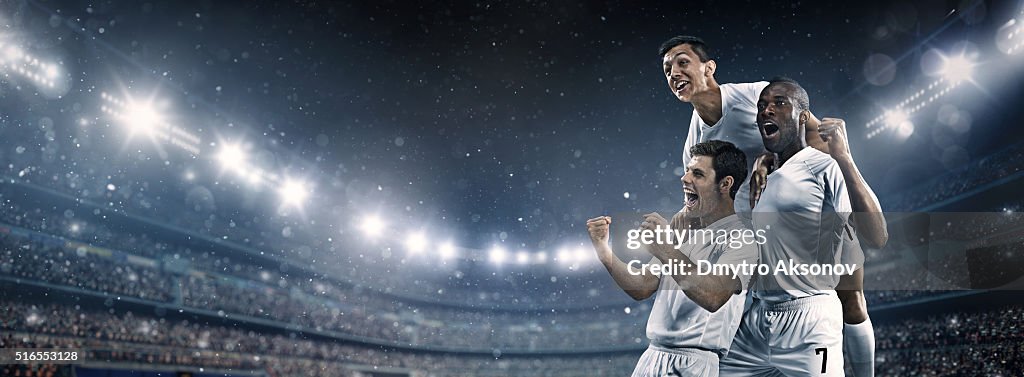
[587,216,659,300]
[815,117,889,248]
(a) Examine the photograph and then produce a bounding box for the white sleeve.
[681,112,701,168]
[823,162,853,221]
[737,81,769,108]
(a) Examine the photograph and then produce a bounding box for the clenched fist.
[586,216,612,246]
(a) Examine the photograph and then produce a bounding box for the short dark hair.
[767,76,810,112]
[658,35,711,62]
[689,140,748,200]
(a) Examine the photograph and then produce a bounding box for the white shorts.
[632,345,719,377]
[719,294,845,377]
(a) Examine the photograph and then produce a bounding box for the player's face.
[681,155,725,220]
[662,44,712,102]
[756,84,803,153]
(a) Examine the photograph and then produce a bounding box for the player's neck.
[777,142,808,167]
[691,82,722,125]
[699,203,734,228]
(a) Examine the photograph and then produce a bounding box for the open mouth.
[675,81,690,95]
[685,190,699,208]
[761,121,780,137]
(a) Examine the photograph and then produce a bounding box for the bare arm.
[817,118,889,248]
[587,216,659,300]
[660,248,741,312]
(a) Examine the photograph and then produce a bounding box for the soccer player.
[660,35,885,376]
[719,78,850,376]
[659,36,767,220]
[587,140,758,377]
[749,116,888,377]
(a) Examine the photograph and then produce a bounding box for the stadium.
[1,0,1023,376]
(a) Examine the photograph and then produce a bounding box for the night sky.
[3,0,1023,302]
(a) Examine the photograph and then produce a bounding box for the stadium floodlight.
[940,54,974,84]
[556,247,571,264]
[123,100,164,136]
[44,64,58,79]
[997,18,1023,54]
[896,120,915,138]
[516,250,530,264]
[405,231,427,254]
[245,170,263,186]
[4,45,21,61]
[97,91,201,154]
[489,246,507,264]
[359,215,386,239]
[438,242,457,259]
[217,143,247,173]
[0,43,63,93]
[884,109,909,129]
[573,247,588,264]
[279,179,309,207]
[535,252,547,263]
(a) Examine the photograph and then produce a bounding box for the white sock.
[844,318,875,377]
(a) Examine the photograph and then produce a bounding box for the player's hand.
[586,216,612,247]
[640,212,673,259]
[671,208,700,242]
[671,209,688,234]
[750,152,776,209]
[640,212,669,231]
[818,117,852,160]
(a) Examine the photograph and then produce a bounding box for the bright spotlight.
[123,101,164,135]
[217,144,247,172]
[405,231,427,254]
[884,109,909,128]
[489,246,507,264]
[5,46,22,60]
[896,121,915,138]
[535,252,547,263]
[573,247,588,264]
[516,250,530,264]
[439,242,457,259]
[279,179,309,206]
[359,215,386,238]
[940,55,973,84]
[245,170,262,186]
[557,247,571,263]
[44,64,58,79]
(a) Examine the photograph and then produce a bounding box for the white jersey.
[751,147,852,303]
[681,81,769,217]
[646,215,758,356]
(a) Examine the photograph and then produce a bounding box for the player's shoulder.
[798,148,847,188]
[721,81,769,105]
[796,147,837,171]
[708,214,750,231]
[721,81,769,89]
[721,81,769,93]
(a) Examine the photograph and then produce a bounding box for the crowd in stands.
[3,301,1021,376]
[7,189,1018,350]
[883,141,1024,211]
[0,233,174,302]
[0,302,638,376]
[874,305,1024,376]
[0,216,646,350]
[0,333,73,377]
